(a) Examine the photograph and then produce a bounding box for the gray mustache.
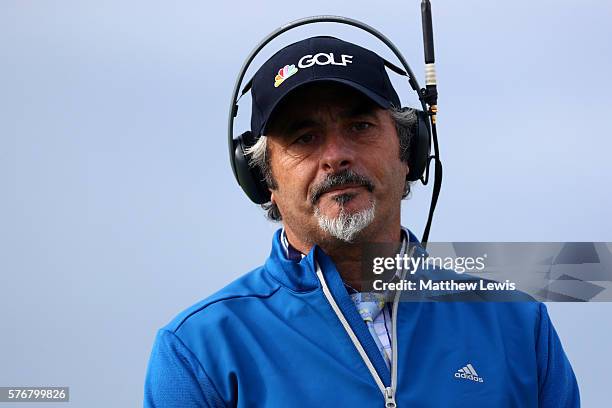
[310,169,375,205]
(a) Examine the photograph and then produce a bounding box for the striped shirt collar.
[280,228,305,262]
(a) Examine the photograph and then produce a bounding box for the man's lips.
[320,184,367,197]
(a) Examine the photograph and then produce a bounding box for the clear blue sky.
[1,1,610,406]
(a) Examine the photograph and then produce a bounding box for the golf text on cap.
[274,53,353,87]
[298,53,353,68]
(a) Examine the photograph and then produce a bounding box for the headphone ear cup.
[232,131,271,204]
[406,109,431,182]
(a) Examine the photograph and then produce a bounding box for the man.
[144,36,579,407]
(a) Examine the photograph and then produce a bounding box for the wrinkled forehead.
[266,82,381,135]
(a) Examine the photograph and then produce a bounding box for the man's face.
[266,82,409,245]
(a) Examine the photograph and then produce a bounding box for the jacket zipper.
[314,237,412,407]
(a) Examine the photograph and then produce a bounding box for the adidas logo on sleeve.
[454,363,484,383]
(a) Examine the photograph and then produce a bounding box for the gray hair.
[245,107,418,221]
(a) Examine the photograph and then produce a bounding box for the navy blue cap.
[250,36,401,136]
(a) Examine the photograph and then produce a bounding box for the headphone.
[227,13,442,245]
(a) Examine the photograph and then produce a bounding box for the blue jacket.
[144,229,579,407]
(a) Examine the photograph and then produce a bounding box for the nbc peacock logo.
[274,64,298,87]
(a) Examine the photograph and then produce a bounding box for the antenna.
[420,0,438,113]
[421,0,435,64]
[420,0,442,246]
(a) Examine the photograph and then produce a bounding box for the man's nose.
[320,131,354,173]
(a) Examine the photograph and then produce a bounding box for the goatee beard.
[314,196,376,243]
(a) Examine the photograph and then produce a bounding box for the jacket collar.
[263,227,424,292]
[264,229,320,292]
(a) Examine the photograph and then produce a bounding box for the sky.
[1,0,611,406]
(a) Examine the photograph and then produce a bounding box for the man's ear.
[270,191,276,204]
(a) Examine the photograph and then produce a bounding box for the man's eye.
[295,133,315,145]
[351,122,373,131]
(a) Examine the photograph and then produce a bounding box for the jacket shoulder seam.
[172,285,282,332]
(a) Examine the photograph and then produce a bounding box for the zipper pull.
[384,387,397,408]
